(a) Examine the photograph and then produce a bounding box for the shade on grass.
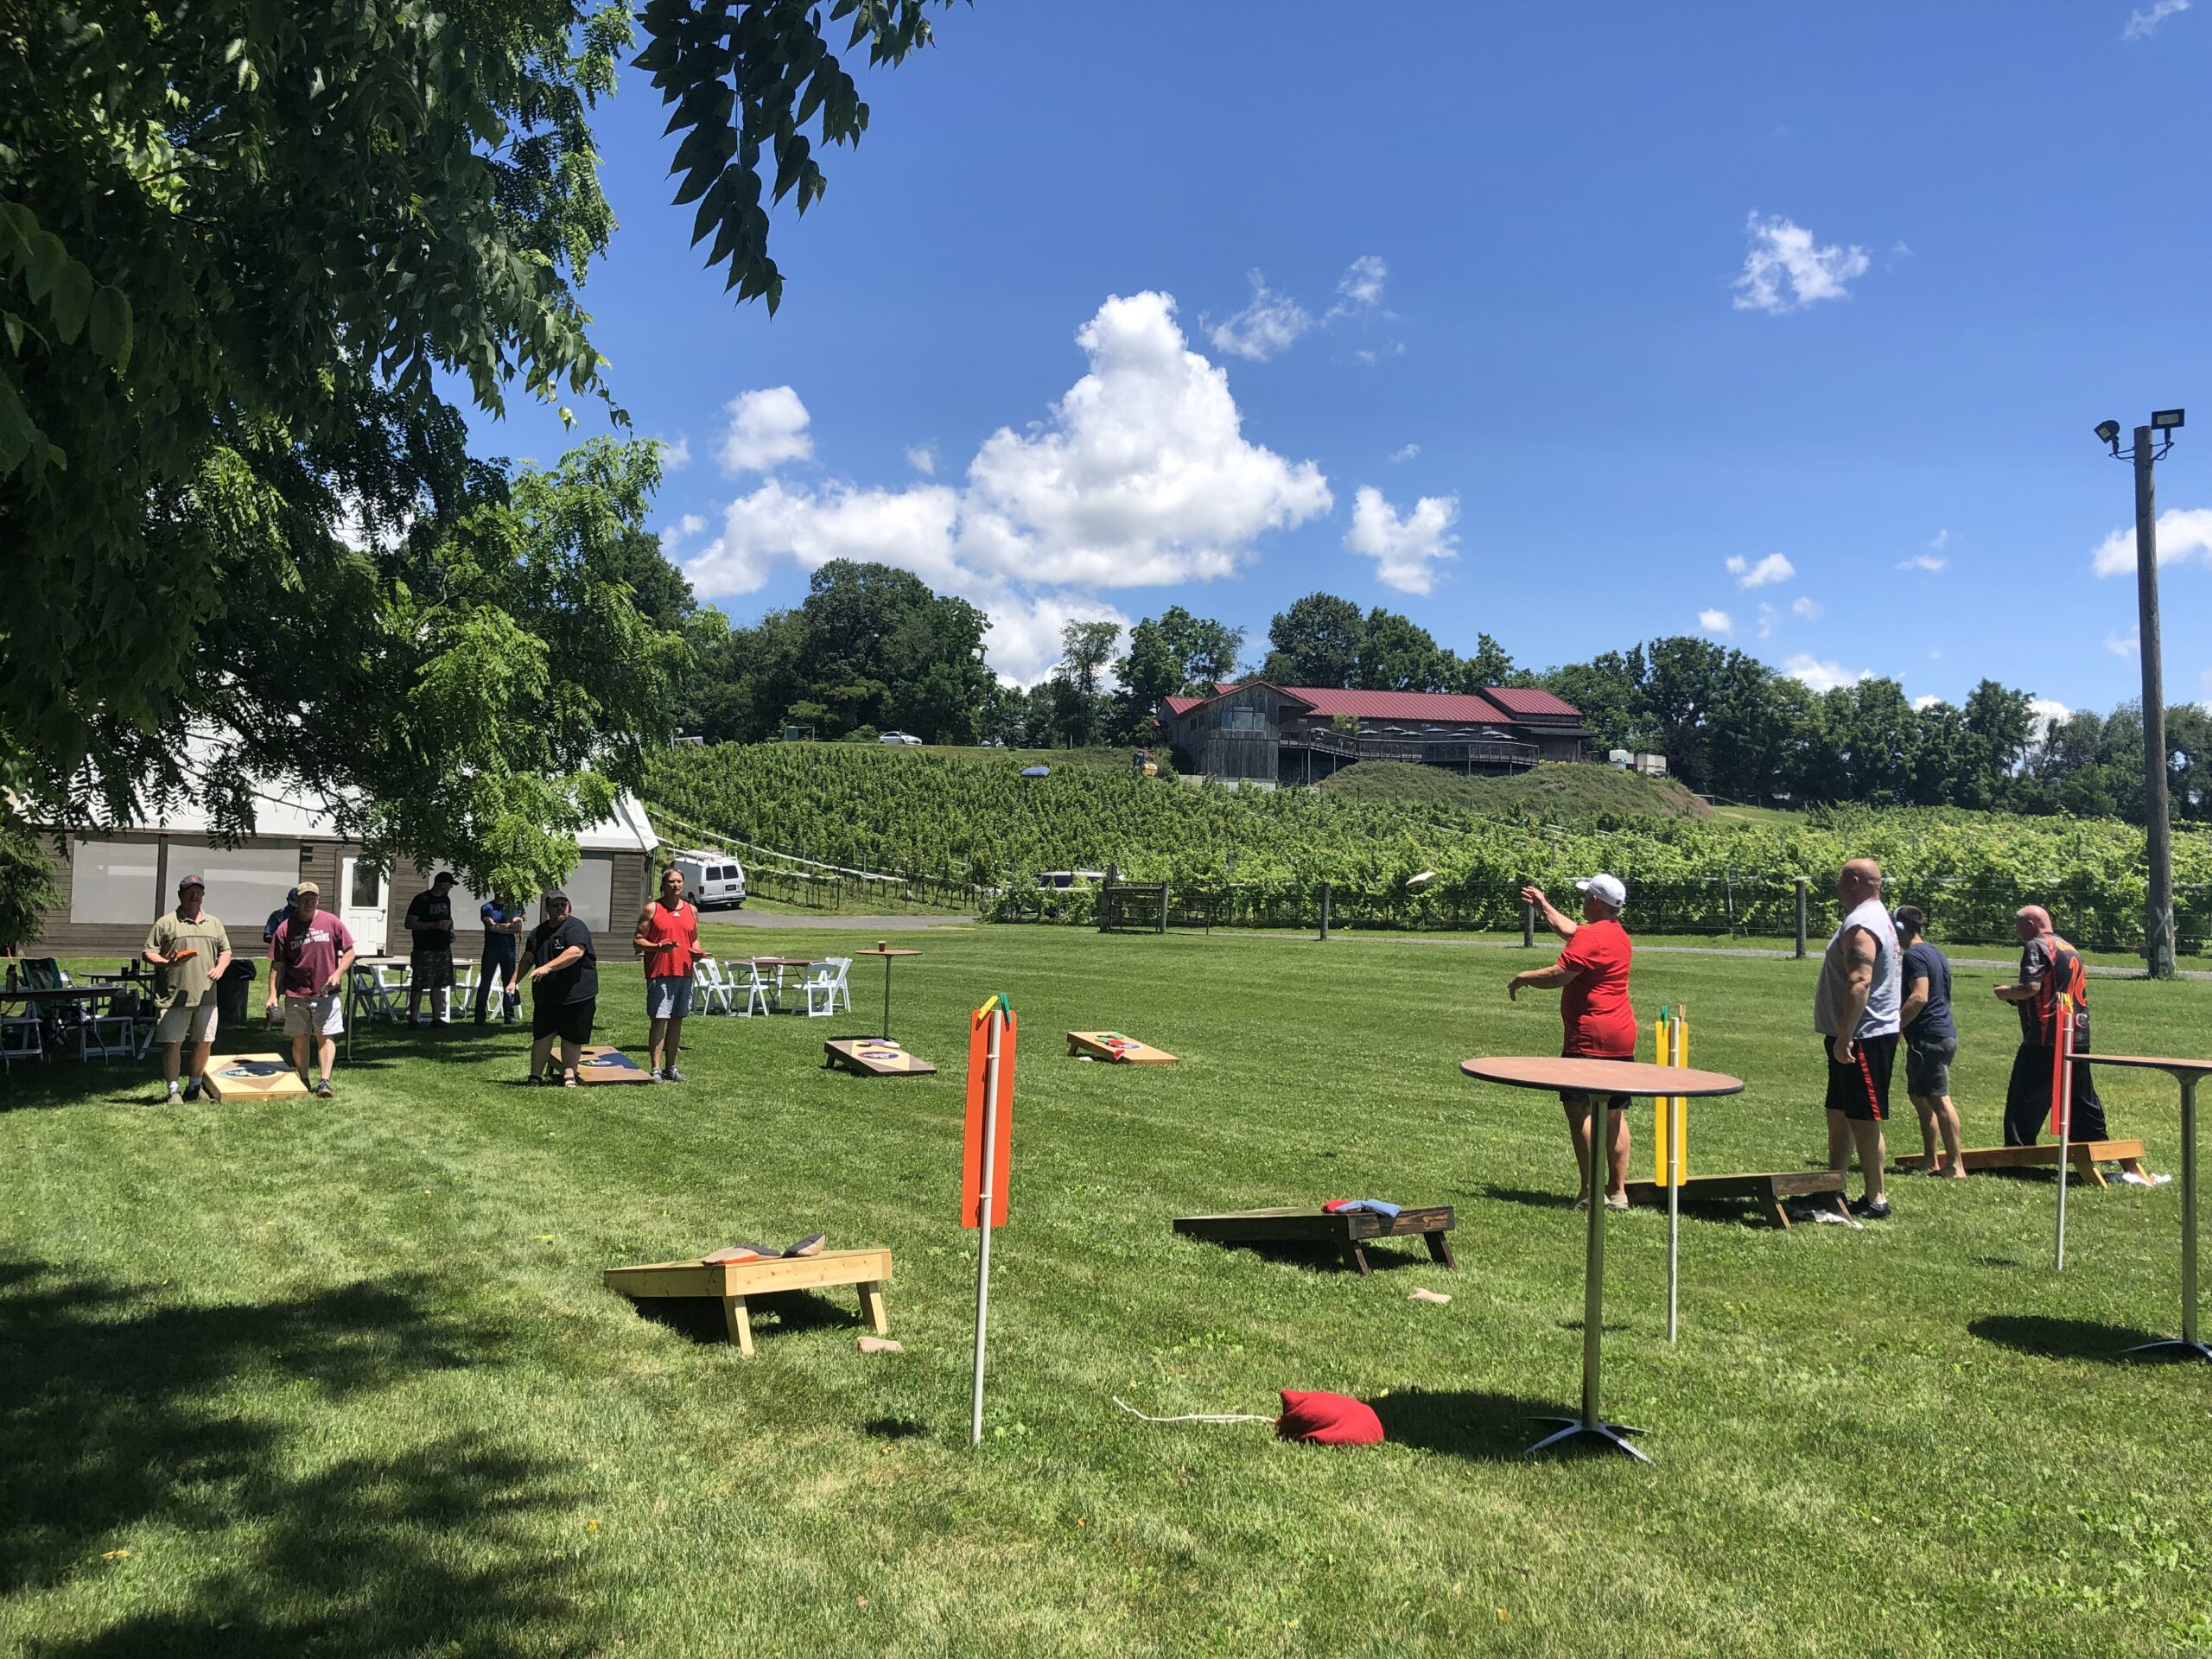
[3,926,2209,1656]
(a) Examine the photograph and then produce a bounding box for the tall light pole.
[2096,409,2185,979]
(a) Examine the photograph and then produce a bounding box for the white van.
[671,850,747,910]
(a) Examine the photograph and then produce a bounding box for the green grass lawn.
[5,927,2210,1657]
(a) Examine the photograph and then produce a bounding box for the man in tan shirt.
[143,874,234,1102]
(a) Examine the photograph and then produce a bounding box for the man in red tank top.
[633,867,702,1082]
[1509,874,1638,1208]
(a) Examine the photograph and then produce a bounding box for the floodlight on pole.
[2098,410,2184,978]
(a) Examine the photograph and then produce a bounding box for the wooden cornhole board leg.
[722,1295,753,1356]
[857,1281,888,1335]
[1425,1230,1457,1268]
[1623,1170,1845,1230]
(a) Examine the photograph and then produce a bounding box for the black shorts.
[1557,1092,1632,1113]
[1822,1033,1897,1122]
[532,995,595,1045]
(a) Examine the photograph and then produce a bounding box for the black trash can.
[216,957,254,1026]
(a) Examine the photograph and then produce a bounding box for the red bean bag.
[1276,1389,1385,1446]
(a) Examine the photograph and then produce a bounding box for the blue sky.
[473,0,2212,715]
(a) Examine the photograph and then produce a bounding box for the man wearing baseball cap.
[1509,874,1639,1209]
[143,874,233,1102]
[403,870,461,1027]
[264,881,356,1097]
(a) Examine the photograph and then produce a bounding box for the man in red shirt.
[632,866,702,1082]
[1508,874,1638,1209]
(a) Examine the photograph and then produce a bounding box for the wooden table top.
[3,984,125,1003]
[1460,1055,1746,1098]
[857,946,920,957]
[2076,1053,2212,1077]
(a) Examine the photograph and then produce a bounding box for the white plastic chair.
[691,958,735,1015]
[1,1009,41,1071]
[734,960,779,1017]
[349,963,409,1023]
[79,1010,139,1061]
[797,957,851,1018]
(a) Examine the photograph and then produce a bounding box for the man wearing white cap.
[1510,874,1639,1209]
[143,874,233,1102]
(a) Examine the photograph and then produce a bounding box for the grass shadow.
[1368,1387,1561,1461]
[1202,1238,1431,1274]
[1968,1313,2167,1361]
[1470,1183,1577,1212]
[624,1287,864,1347]
[0,1260,599,1657]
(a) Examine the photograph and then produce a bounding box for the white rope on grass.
[1111,1396,1273,1426]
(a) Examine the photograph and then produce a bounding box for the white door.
[341,857,389,955]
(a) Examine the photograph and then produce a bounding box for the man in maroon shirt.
[1509,874,1639,1209]
[264,882,357,1097]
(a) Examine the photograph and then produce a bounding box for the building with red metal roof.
[1155,681,1591,785]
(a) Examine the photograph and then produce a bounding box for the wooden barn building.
[1159,683,1592,785]
[18,787,659,958]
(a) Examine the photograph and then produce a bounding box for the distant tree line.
[668,567,2210,824]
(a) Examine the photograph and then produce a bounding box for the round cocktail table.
[855,943,919,1039]
[1460,1055,1747,1461]
[2077,1053,2212,1362]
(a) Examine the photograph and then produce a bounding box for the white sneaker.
[2116,1169,2173,1187]
[1807,1207,1863,1228]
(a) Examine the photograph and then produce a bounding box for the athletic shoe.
[1847,1196,1893,1221]
[522,1072,543,1086]
[315,1079,334,1098]
[165,1083,181,1101]
[1604,1192,1630,1211]
[661,1066,686,1083]
[644,1069,663,1084]
[181,1077,201,1103]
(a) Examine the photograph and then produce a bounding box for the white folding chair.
[735,960,779,1017]
[691,958,735,1015]
[349,963,407,1024]
[797,957,851,1018]
[79,1008,139,1061]
[1,1008,41,1071]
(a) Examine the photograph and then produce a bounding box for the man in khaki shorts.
[143,873,234,1102]
[264,881,357,1097]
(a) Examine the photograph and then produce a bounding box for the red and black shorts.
[1821,1033,1897,1122]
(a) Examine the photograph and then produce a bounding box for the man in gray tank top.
[1813,858,1903,1220]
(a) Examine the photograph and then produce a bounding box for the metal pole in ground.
[1666,1013,1682,1343]
[1523,900,1536,949]
[1318,881,1332,941]
[2132,424,2177,979]
[970,1007,1003,1447]
[2054,999,2075,1271]
[1795,878,1808,959]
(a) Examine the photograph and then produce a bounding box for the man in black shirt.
[1894,906,1966,1179]
[517,892,597,1087]
[404,871,460,1027]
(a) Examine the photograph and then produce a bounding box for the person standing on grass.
[264,882,355,1098]
[1508,874,1637,1211]
[518,893,596,1088]
[1894,905,1967,1179]
[1994,906,2111,1148]
[1814,859,1902,1221]
[404,871,459,1027]
[143,874,233,1102]
[474,892,524,1025]
[632,866,701,1082]
[262,887,298,944]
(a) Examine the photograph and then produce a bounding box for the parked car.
[669,850,747,910]
[878,730,922,745]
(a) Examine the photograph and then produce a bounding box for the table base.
[2120,1337,2212,1363]
[1524,1415,1649,1463]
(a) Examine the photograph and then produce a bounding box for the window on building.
[194,845,304,929]
[349,861,384,908]
[1219,707,1266,734]
[67,839,161,925]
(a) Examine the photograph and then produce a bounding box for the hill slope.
[1316,760,1712,820]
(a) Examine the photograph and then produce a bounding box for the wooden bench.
[603,1248,893,1356]
[1067,1030,1178,1065]
[1892,1139,2149,1187]
[1172,1205,1455,1275]
[1622,1169,1846,1230]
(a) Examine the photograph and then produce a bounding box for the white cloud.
[1897,554,1946,573]
[1929,529,1949,550]
[1783,654,1872,693]
[1343,486,1459,594]
[680,291,1331,678]
[1928,648,1943,660]
[657,512,707,554]
[717,386,813,474]
[1335,255,1388,310]
[1732,213,1872,314]
[2091,506,2212,576]
[2029,697,2071,741]
[2105,629,2139,657]
[658,435,691,472]
[1698,608,1734,636]
[2124,0,2190,39]
[1792,595,1822,619]
[1389,442,1420,463]
[1726,552,1796,588]
[1913,695,1942,711]
[1208,270,1312,361]
[906,444,937,475]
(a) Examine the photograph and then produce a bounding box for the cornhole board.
[1893,1139,2149,1188]
[575,1046,654,1085]
[200,1053,308,1103]
[603,1247,893,1356]
[1172,1205,1455,1276]
[823,1037,937,1077]
[1623,1169,1845,1230]
[1067,1030,1178,1065]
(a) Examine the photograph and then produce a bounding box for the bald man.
[1813,858,1903,1219]
[1993,906,2109,1147]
